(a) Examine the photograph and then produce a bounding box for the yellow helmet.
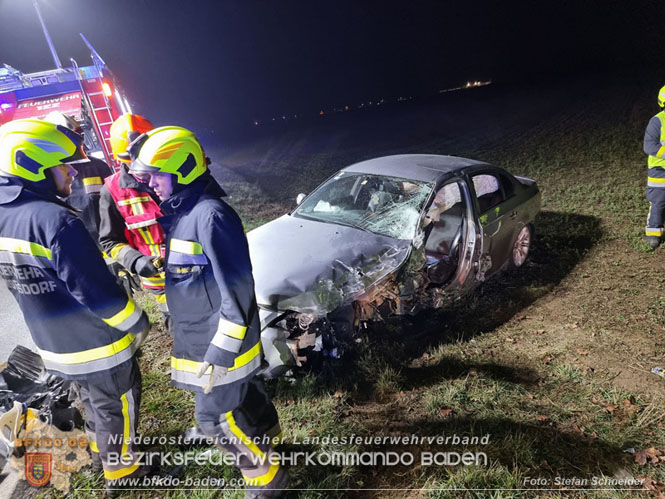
[0,119,88,182]
[659,85,665,108]
[129,126,207,185]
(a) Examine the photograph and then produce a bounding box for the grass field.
[60,71,665,498]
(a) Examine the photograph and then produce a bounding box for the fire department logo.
[25,452,52,487]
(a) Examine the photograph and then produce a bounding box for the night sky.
[0,0,662,140]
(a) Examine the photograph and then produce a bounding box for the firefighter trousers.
[78,358,142,481]
[646,168,665,237]
[195,377,286,496]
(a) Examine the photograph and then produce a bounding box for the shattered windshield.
[293,171,433,240]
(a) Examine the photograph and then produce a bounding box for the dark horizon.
[0,0,662,142]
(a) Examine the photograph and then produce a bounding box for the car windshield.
[293,171,433,240]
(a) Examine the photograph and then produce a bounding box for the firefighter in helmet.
[98,114,170,324]
[0,119,151,486]
[644,85,665,249]
[43,111,113,245]
[130,126,288,498]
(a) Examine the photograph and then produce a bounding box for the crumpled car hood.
[247,215,411,314]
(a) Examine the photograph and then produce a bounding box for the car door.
[469,170,518,275]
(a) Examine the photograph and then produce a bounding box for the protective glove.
[197,361,228,394]
[133,256,160,277]
[133,324,150,350]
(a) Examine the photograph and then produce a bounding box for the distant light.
[102,82,113,97]
[344,105,349,111]
[282,116,286,120]
[253,121,259,126]
[319,110,324,115]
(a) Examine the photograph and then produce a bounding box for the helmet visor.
[56,125,89,164]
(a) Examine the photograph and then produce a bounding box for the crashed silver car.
[247,154,541,376]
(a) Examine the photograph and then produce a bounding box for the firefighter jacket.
[645,111,665,174]
[157,174,261,395]
[65,156,113,244]
[99,166,166,291]
[0,175,149,380]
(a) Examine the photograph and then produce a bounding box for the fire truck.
[0,3,129,171]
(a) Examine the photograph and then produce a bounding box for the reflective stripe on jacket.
[0,176,149,380]
[646,111,665,169]
[102,169,166,290]
[158,175,260,395]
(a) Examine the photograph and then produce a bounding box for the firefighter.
[98,114,170,324]
[644,84,665,249]
[0,119,151,486]
[43,111,113,245]
[129,126,288,498]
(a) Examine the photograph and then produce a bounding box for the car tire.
[510,224,532,269]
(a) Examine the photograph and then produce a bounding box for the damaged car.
[247,154,541,376]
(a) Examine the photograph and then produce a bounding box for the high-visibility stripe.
[212,334,243,354]
[126,218,158,230]
[110,243,129,260]
[224,412,280,487]
[645,228,664,236]
[210,319,247,354]
[217,319,247,340]
[121,392,131,457]
[154,292,167,303]
[168,252,208,265]
[103,299,143,332]
[104,463,140,480]
[0,237,51,260]
[83,176,103,186]
[648,178,665,188]
[37,332,135,365]
[84,184,103,194]
[170,342,262,388]
[41,343,136,375]
[89,440,99,453]
[170,238,203,255]
[0,251,51,268]
[117,196,151,206]
[225,411,265,458]
[172,341,261,373]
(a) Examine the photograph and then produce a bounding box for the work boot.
[90,451,103,473]
[646,236,661,249]
[244,467,289,498]
[105,464,154,498]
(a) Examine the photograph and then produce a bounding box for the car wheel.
[510,225,532,268]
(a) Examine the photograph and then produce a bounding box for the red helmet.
[109,114,154,162]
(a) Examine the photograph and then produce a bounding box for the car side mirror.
[296,193,307,205]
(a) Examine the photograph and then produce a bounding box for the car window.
[471,173,505,213]
[293,171,433,240]
[425,181,465,255]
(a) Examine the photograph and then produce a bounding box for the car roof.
[341,154,491,183]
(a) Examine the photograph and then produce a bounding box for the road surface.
[0,284,34,362]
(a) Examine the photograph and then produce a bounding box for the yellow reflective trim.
[646,230,663,236]
[117,196,151,206]
[104,462,139,480]
[89,440,99,453]
[648,176,665,183]
[231,341,261,371]
[243,462,280,487]
[37,332,135,365]
[220,318,247,340]
[121,393,130,457]
[154,293,167,303]
[658,146,665,158]
[103,299,137,328]
[171,341,261,373]
[110,243,128,260]
[83,176,103,186]
[170,238,203,255]
[0,237,51,260]
[225,411,265,459]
